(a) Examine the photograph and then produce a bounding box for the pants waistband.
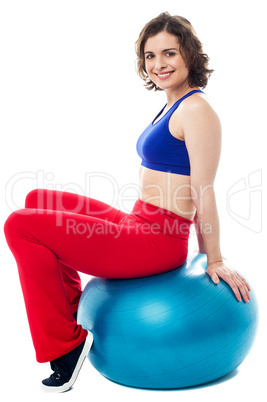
[130,199,193,239]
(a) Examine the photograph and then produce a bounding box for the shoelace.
[53,372,61,380]
[50,362,68,382]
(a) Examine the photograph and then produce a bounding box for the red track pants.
[4,189,192,363]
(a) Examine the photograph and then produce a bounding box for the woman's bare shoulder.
[181,91,218,116]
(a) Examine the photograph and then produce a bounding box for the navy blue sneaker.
[41,332,93,393]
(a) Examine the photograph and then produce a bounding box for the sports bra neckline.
[151,89,204,126]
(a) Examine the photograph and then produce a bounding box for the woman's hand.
[206,259,251,303]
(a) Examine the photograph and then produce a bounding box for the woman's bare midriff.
[139,166,196,220]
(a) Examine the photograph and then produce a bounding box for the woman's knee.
[4,209,29,247]
[25,189,44,208]
[25,189,73,212]
[4,208,39,241]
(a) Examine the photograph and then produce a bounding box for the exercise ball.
[77,253,258,389]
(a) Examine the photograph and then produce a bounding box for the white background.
[0,0,266,401]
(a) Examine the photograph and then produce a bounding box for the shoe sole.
[41,331,93,393]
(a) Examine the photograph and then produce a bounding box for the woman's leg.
[4,203,182,363]
[24,189,127,315]
[4,192,188,364]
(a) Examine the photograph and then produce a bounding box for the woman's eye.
[145,52,175,60]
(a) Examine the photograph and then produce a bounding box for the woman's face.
[144,31,189,91]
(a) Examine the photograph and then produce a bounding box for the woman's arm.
[182,95,251,302]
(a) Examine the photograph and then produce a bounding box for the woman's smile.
[155,71,175,80]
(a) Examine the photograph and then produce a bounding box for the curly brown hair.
[135,12,214,90]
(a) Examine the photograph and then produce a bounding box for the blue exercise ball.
[77,253,258,389]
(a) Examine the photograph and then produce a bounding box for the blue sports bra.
[136,89,204,176]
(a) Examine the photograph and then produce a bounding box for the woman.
[4,12,251,393]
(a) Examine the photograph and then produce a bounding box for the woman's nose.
[154,56,167,70]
